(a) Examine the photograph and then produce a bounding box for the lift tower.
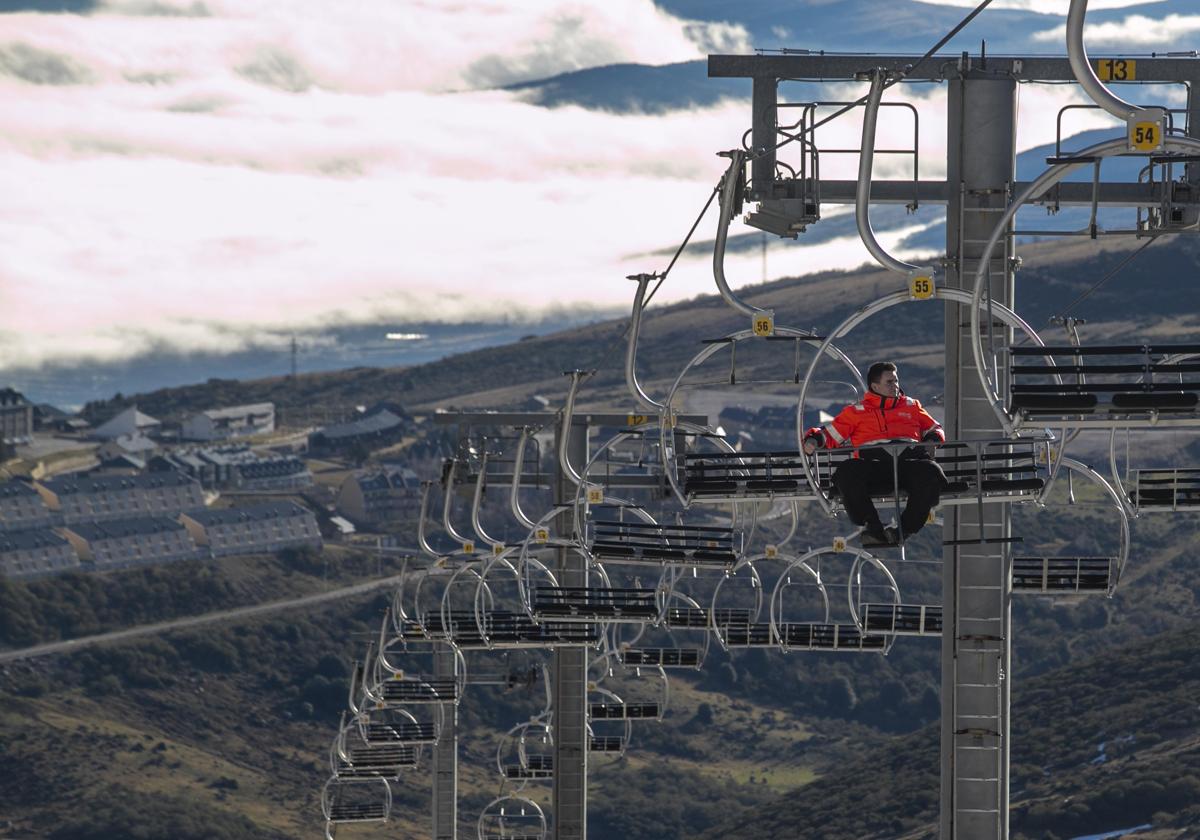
[709,50,1200,837]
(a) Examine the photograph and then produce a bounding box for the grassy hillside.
[698,614,1200,840]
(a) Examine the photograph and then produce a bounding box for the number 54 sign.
[1127,109,1166,153]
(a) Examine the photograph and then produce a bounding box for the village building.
[181,403,275,442]
[0,480,54,531]
[0,529,79,578]
[180,501,322,558]
[34,471,205,524]
[61,517,199,570]
[308,404,408,454]
[91,406,162,441]
[0,387,33,457]
[336,467,420,526]
[152,445,312,491]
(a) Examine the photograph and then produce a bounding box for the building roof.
[355,468,418,493]
[315,409,404,441]
[329,515,356,535]
[0,480,38,500]
[184,500,313,526]
[0,387,29,408]
[65,516,188,542]
[239,459,308,479]
[194,403,274,421]
[0,529,68,552]
[40,470,197,496]
[93,406,162,440]
[101,433,158,454]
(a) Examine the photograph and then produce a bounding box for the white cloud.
[1032,13,1200,45]
[918,0,1163,13]
[0,1,1163,375]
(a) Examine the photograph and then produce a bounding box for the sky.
[0,0,1189,377]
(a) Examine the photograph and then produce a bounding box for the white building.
[182,403,275,442]
[35,471,206,524]
[0,529,79,578]
[92,407,162,441]
[180,501,321,558]
[61,517,199,570]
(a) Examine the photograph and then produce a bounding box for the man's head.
[867,362,900,398]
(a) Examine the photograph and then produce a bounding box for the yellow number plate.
[1097,58,1135,81]
[752,313,774,336]
[586,487,604,505]
[764,544,778,559]
[909,275,934,300]
[534,527,550,543]
[461,540,475,554]
[1129,120,1162,151]
[626,414,648,426]
[492,543,505,556]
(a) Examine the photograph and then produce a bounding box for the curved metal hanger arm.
[856,69,934,278]
[625,273,667,413]
[713,150,774,321]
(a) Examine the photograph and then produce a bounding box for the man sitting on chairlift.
[803,362,946,547]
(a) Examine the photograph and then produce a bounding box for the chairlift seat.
[1011,556,1114,594]
[777,622,887,652]
[322,777,391,824]
[533,586,659,621]
[679,451,815,502]
[590,519,738,568]
[1008,344,1200,424]
[589,702,661,720]
[621,647,702,667]
[665,607,751,628]
[589,736,625,752]
[1133,467,1200,510]
[361,722,437,745]
[721,621,775,647]
[819,441,1045,503]
[860,603,942,636]
[380,678,458,704]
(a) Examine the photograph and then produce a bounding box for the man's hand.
[803,438,819,455]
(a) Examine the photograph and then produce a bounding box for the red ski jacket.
[805,391,945,452]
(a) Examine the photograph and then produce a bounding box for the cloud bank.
[0,0,1187,375]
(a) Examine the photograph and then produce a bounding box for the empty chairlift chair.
[1007,344,1200,427]
[1130,467,1200,512]
[769,546,895,653]
[476,795,548,840]
[322,776,391,836]
[1010,456,1129,597]
[589,519,740,570]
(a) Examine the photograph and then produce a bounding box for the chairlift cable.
[754,0,996,160]
[1056,235,1158,318]
[586,185,722,374]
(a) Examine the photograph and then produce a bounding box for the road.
[0,572,409,664]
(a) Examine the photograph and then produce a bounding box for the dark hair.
[866,361,897,385]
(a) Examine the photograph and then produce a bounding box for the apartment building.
[0,480,54,531]
[180,501,321,558]
[61,517,199,570]
[0,529,79,578]
[181,403,275,442]
[35,471,206,524]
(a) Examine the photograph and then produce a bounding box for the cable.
[756,0,996,160]
[1056,235,1158,318]
[585,184,722,374]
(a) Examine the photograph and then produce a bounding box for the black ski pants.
[832,447,945,536]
